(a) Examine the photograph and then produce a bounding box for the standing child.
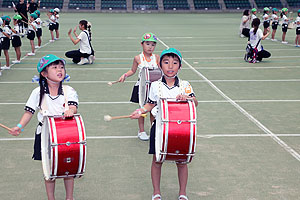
[47,9,56,42]
[0,18,2,75]
[9,54,79,200]
[27,13,38,56]
[271,8,279,41]
[262,7,271,36]
[34,10,42,48]
[295,9,300,47]
[251,8,257,23]
[281,8,292,44]
[53,8,60,40]
[130,48,198,200]
[118,33,160,141]
[239,9,251,38]
[11,14,23,64]
[1,16,12,70]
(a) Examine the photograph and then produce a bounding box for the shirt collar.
[162,76,179,87]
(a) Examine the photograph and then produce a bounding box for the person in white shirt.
[27,13,37,56]
[9,54,79,200]
[53,8,60,40]
[47,9,56,42]
[295,9,300,47]
[250,8,257,24]
[130,48,198,200]
[11,14,22,63]
[262,7,270,36]
[281,8,292,44]
[271,8,279,41]
[34,10,42,48]
[66,20,94,65]
[0,16,12,70]
[249,18,271,62]
[239,9,250,38]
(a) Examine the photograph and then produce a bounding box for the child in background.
[262,7,271,36]
[295,9,300,47]
[118,33,160,141]
[251,8,257,22]
[9,54,79,200]
[239,9,250,38]
[271,8,279,41]
[0,18,2,75]
[130,48,198,200]
[281,8,292,44]
[47,9,56,42]
[11,14,22,64]
[53,8,60,40]
[34,10,42,48]
[1,16,12,70]
[27,13,37,56]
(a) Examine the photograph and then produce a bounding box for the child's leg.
[64,177,74,200]
[38,36,42,47]
[15,47,21,60]
[50,30,54,40]
[176,163,188,197]
[45,180,56,200]
[272,29,276,39]
[151,155,162,198]
[4,50,9,66]
[55,30,59,39]
[30,40,35,53]
[298,35,300,45]
[138,116,145,132]
[282,32,286,41]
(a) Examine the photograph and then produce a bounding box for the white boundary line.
[1,134,300,141]
[158,37,300,161]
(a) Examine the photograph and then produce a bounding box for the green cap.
[13,14,22,20]
[49,9,54,13]
[264,7,270,11]
[1,16,11,23]
[141,32,157,43]
[30,13,38,19]
[298,9,300,13]
[282,8,288,12]
[34,10,40,16]
[37,54,66,73]
[160,48,182,63]
[251,8,257,12]
[272,8,278,12]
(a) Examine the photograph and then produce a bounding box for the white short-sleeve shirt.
[77,30,92,54]
[296,16,300,28]
[271,14,279,22]
[282,15,288,24]
[249,28,263,51]
[263,13,269,22]
[25,85,79,122]
[2,25,12,37]
[35,18,42,29]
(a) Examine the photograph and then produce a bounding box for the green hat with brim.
[251,8,257,12]
[264,7,270,11]
[272,8,278,12]
[298,9,300,13]
[37,54,66,73]
[1,16,11,23]
[49,9,54,13]
[13,14,22,20]
[282,8,288,12]
[160,48,182,65]
[34,10,41,16]
[141,32,157,43]
[30,13,38,19]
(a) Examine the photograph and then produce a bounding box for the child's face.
[79,23,84,30]
[141,41,156,55]
[30,16,34,22]
[42,62,66,83]
[253,11,257,15]
[160,55,180,78]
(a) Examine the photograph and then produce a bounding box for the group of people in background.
[240,7,300,63]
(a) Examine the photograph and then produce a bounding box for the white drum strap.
[158,78,184,98]
[62,85,69,112]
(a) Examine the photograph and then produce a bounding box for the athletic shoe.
[12,60,21,64]
[295,45,300,47]
[35,46,41,49]
[281,41,288,44]
[138,131,149,141]
[1,65,10,70]
[49,40,55,42]
[77,58,89,65]
[27,52,35,56]
[88,55,95,64]
[271,39,277,41]
[265,37,270,40]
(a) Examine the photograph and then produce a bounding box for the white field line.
[158,37,300,161]
[1,134,300,142]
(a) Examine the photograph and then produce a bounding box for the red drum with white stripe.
[139,67,162,107]
[155,98,197,163]
[41,114,86,180]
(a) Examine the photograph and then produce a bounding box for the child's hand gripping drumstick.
[104,114,147,121]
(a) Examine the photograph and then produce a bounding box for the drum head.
[155,99,164,162]
[41,117,52,180]
[139,67,147,107]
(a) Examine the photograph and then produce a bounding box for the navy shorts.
[49,23,56,31]
[263,21,270,28]
[272,21,278,30]
[130,85,139,103]
[11,35,22,47]
[32,123,43,160]
[149,120,156,154]
[282,24,288,33]
[36,28,42,37]
[27,30,35,40]
[1,37,10,50]
[296,27,300,35]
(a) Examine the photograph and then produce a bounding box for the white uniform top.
[251,14,257,20]
[25,85,79,123]
[28,21,37,31]
[271,14,279,22]
[12,24,21,36]
[50,15,56,24]
[136,53,159,86]
[77,30,92,54]
[148,76,195,118]
[263,13,270,22]
[55,14,59,23]
[35,18,42,29]
[2,25,12,38]
[296,16,300,28]
[249,28,263,51]
[282,14,288,25]
[239,15,250,33]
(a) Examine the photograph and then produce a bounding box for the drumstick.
[19,12,28,21]
[0,123,12,132]
[104,114,147,121]
[107,81,119,86]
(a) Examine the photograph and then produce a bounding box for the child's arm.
[130,103,156,119]
[9,111,33,136]
[64,105,77,118]
[118,56,139,82]
[68,29,80,45]
[11,27,17,34]
[73,26,78,37]
[176,94,198,107]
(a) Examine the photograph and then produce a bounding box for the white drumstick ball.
[104,115,112,121]
[107,82,113,86]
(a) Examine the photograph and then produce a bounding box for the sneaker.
[265,37,270,40]
[295,45,300,47]
[271,39,277,41]
[27,52,35,56]
[138,131,149,141]
[88,55,95,64]
[77,58,89,65]
[35,46,41,49]
[1,65,10,70]
[54,38,59,40]
[12,60,21,64]
[281,41,288,44]
[49,40,55,42]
